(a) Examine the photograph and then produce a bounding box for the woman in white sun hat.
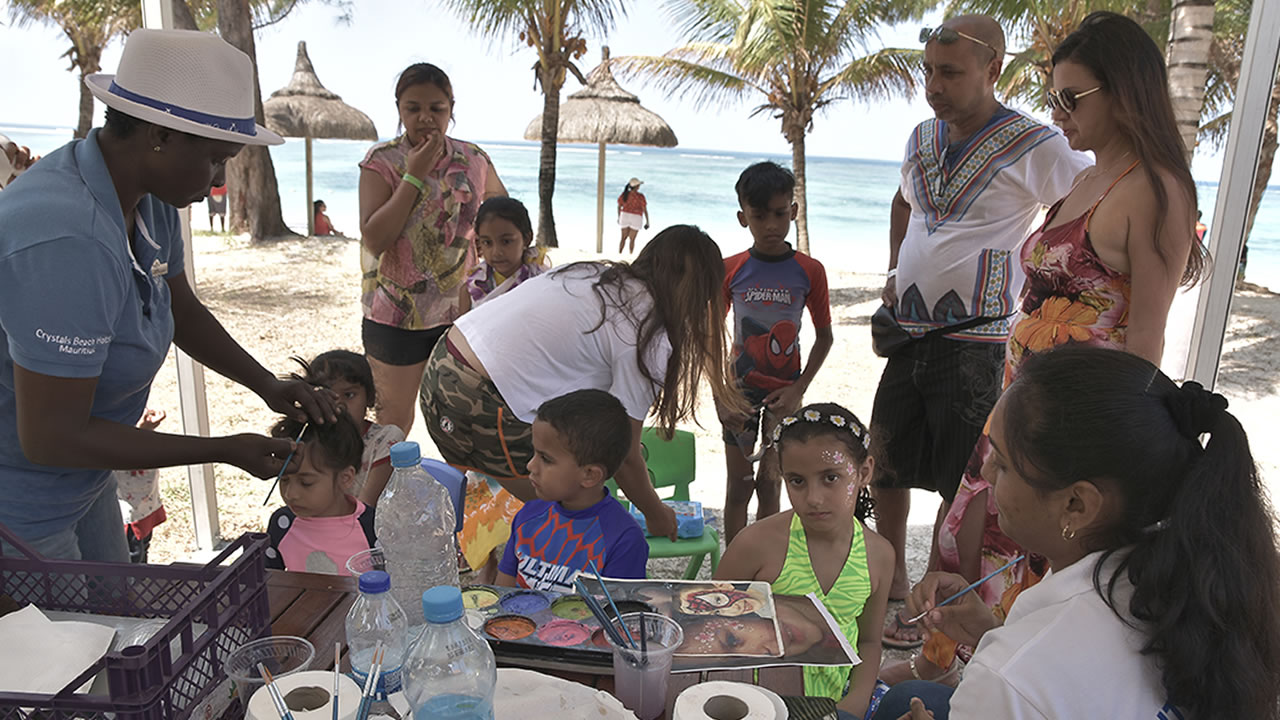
[617,177,650,253]
[0,29,339,563]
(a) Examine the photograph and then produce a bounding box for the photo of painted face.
[677,583,769,617]
[672,593,856,669]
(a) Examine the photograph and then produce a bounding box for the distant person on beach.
[891,11,1210,689]
[419,225,745,542]
[0,29,337,563]
[1195,210,1207,242]
[0,133,37,190]
[313,199,337,236]
[358,62,506,436]
[207,182,226,231]
[876,347,1280,720]
[617,177,649,253]
[872,14,1090,654]
[720,161,832,544]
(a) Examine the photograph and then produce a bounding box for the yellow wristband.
[401,172,425,192]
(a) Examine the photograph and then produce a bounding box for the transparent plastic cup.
[346,547,387,577]
[608,613,683,720]
[224,636,315,711]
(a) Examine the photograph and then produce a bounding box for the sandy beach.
[140,232,1280,565]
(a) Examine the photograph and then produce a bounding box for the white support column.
[1184,0,1280,388]
[142,0,221,551]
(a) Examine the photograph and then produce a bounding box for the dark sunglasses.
[919,26,999,57]
[1046,86,1102,113]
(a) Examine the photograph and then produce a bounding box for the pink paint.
[536,619,592,647]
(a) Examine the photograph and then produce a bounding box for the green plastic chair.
[607,428,721,580]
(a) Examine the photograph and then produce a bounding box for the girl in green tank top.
[715,403,893,719]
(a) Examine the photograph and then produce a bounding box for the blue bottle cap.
[358,570,391,594]
[389,441,421,468]
[421,586,464,623]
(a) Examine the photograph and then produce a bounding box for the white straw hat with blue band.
[85,28,283,146]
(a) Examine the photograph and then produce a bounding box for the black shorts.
[362,318,450,366]
[869,336,1004,503]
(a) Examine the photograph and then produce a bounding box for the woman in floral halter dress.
[884,12,1208,686]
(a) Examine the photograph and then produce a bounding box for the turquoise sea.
[6,124,1280,290]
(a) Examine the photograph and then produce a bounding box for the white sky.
[0,1,1229,180]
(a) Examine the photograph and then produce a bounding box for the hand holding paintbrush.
[905,556,1022,648]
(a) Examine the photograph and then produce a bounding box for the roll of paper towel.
[673,681,788,720]
[247,670,362,720]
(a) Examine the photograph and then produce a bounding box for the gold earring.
[1061,523,1076,541]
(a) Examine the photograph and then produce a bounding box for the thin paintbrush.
[587,558,636,648]
[907,554,1026,624]
[332,642,341,720]
[355,644,383,720]
[355,638,378,717]
[258,663,296,720]
[263,421,309,506]
[574,578,629,648]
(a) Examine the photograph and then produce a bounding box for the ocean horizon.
[5,122,1279,291]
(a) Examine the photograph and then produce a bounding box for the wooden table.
[267,570,817,719]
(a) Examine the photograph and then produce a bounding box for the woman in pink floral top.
[358,63,507,434]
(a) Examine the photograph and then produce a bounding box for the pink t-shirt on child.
[265,498,377,575]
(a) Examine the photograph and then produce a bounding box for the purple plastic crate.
[0,525,271,720]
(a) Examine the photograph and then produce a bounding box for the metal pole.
[306,137,314,236]
[141,0,220,552]
[596,142,606,253]
[1184,0,1280,388]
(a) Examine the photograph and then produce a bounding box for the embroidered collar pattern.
[907,113,1055,233]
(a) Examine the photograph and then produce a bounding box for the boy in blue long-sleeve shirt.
[496,389,648,591]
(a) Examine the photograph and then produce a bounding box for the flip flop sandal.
[882,610,924,650]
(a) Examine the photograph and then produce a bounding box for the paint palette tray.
[461,585,646,669]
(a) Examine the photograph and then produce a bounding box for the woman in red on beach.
[617,177,649,253]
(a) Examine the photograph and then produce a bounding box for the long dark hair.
[619,183,635,203]
[1052,12,1206,286]
[1002,346,1280,719]
[773,402,875,522]
[475,196,533,245]
[554,225,743,434]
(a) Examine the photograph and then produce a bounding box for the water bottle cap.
[358,570,391,594]
[421,586,464,623]
[389,441,421,468]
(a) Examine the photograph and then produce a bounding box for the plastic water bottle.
[403,586,497,720]
[344,570,408,694]
[375,442,460,621]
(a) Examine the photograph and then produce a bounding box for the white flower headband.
[772,409,871,449]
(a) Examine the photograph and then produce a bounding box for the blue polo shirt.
[0,129,182,539]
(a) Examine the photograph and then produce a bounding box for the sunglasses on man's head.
[919,26,999,57]
[1046,86,1102,113]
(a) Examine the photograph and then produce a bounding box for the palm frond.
[1196,111,1231,152]
[661,0,744,44]
[818,46,923,104]
[612,52,760,109]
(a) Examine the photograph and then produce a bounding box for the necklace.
[1087,151,1135,182]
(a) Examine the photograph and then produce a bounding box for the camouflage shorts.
[419,337,534,479]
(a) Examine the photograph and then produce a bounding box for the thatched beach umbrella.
[525,47,677,253]
[264,41,377,235]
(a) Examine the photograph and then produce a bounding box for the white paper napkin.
[0,605,116,695]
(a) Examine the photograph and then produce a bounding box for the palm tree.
[1166,0,1215,163]
[616,0,932,254]
[1195,0,1275,279]
[8,0,141,139]
[216,0,292,240]
[440,0,626,248]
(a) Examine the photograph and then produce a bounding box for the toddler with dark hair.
[495,389,648,591]
[264,412,377,575]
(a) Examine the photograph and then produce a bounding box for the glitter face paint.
[536,619,592,646]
